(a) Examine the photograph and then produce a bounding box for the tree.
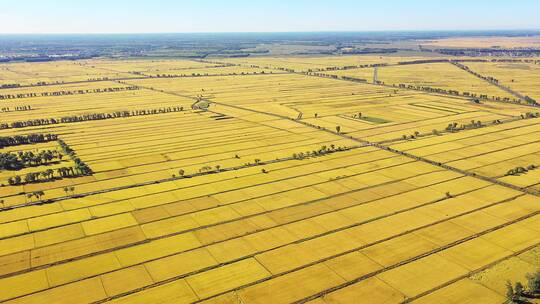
[514,282,524,298]
[178,169,185,177]
[34,191,44,200]
[526,269,540,294]
[506,281,515,303]
[336,126,341,133]
[45,169,54,179]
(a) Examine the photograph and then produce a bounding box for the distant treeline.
[341,48,399,55]
[0,106,185,130]
[0,86,140,100]
[0,54,99,63]
[436,48,540,57]
[1,105,32,112]
[151,70,273,78]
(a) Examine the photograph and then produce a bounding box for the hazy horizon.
[1,30,540,36]
[1,0,540,34]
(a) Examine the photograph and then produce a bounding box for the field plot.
[0,61,136,86]
[219,55,444,72]
[140,66,280,77]
[85,59,223,74]
[375,62,515,100]
[388,118,540,191]
[0,56,538,304]
[464,61,540,101]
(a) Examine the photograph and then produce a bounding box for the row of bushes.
[1,105,32,112]
[152,71,272,78]
[452,62,537,105]
[6,140,92,186]
[0,86,140,100]
[0,133,58,148]
[0,149,62,170]
[57,139,92,176]
[0,106,185,129]
[506,165,537,176]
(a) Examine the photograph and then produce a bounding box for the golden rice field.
[0,56,538,304]
[374,62,515,100]
[463,61,540,101]
[219,55,449,72]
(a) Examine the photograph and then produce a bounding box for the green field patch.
[358,116,391,124]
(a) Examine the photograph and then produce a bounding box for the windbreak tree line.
[0,149,63,170]
[0,133,58,148]
[0,86,140,100]
[0,106,185,130]
[3,138,93,186]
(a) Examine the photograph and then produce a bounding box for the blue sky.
[1,0,539,33]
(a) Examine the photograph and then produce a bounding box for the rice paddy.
[0,55,538,304]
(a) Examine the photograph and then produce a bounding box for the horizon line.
[1,29,540,35]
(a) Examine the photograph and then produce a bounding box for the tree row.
[0,86,140,100]
[0,106,185,130]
